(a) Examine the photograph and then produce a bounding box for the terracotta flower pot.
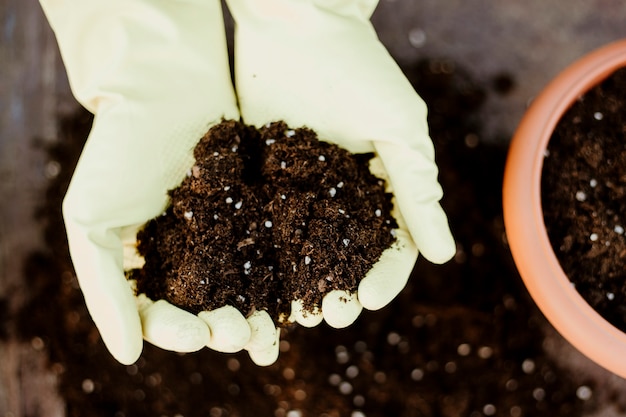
[503,39,626,378]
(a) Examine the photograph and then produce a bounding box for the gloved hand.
[40,0,279,366]
[226,0,456,327]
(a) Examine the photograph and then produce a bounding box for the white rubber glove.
[226,0,456,327]
[41,0,278,365]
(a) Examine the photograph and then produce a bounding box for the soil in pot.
[13,59,600,417]
[542,67,626,333]
[131,120,397,321]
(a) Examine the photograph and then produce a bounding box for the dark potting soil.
[132,120,396,321]
[14,59,599,417]
[542,67,626,333]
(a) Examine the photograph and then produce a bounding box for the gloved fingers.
[61,224,144,365]
[247,332,280,367]
[374,141,455,264]
[246,324,281,367]
[137,295,211,353]
[364,156,418,308]
[288,299,324,328]
[198,305,252,353]
[321,290,363,328]
[358,228,417,310]
[90,282,143,365]
[244,310,278,351]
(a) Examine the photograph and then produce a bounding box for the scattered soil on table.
[14,59,601,417]
[542,67,626,333]
[132,120,396,321]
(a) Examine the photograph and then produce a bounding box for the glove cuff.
[40,0,233,113]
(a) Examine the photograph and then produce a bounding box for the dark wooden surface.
[0,0,76,415]
[2,1,626,416]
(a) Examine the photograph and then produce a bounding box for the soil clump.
[132,120,397,321]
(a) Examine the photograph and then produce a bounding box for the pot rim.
[503,39,626,378]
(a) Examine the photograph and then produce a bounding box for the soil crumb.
[132,120,397,321]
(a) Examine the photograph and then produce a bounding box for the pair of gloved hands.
[40,0,455,366]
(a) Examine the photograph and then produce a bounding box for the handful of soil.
[131,120,398,323]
